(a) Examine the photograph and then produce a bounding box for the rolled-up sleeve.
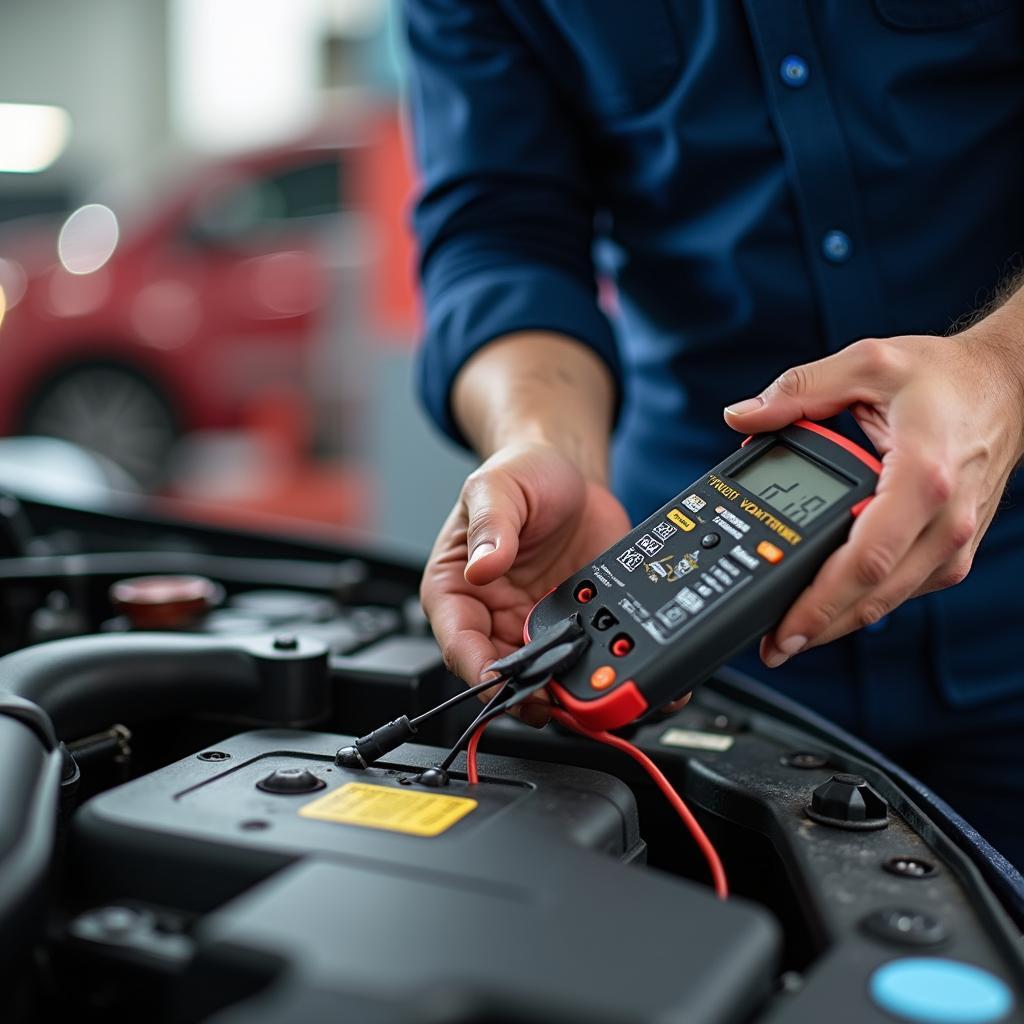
[403,0,621,445]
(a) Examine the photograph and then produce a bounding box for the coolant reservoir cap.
[110,574,224,629]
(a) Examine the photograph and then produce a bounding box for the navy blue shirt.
[404,1,1024,739]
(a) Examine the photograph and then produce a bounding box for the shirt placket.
[742,0,888,351]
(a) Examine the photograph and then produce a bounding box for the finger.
[914,496,994,596]
[461,469,527,586]
[804,504,975,648]
[427,589,553,721]
[421,559,500,687]
[474,681,552,707]
[761,446,953,665]
[661,692,692,714]
[509,695,552,728]
[439,621,501,686]
[763,495,974,660]
[723,338,905,434]
[474,679,552,729]
[514,706,551,728]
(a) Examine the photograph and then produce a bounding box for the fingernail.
[519,704,551,729]
[779,634,807,656]
[467,541,496,567]
[725,396,765,416]
[764,634,807,668]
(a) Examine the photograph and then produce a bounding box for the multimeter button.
[730,546,759,570]
[701,533,720,549]
[590,665,617,690]
[756,541,784,564]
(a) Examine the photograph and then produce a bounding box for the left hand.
[722,327,1024,669]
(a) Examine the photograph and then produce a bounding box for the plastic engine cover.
[69,729,780,1024]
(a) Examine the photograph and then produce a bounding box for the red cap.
[110,575,223,629]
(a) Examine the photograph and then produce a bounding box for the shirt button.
[822,229,852,263]
[780,55,809,88]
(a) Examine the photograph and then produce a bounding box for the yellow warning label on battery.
[667,509,696,531]
[298,782,477,837]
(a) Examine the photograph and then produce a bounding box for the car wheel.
[21,364,178,488]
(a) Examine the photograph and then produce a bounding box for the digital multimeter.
[526,420,881,731]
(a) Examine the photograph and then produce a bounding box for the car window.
[188,156,342,244]
[270,158,342,219]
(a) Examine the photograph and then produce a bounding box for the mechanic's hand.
[421,441,632,727]
[723,330,1024,668]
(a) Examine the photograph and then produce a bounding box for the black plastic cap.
[806,772,888,831]
[256,768,326,794]
[417,766,450,788]
[335,745,366,769]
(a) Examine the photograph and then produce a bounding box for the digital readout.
[732,444,852,526]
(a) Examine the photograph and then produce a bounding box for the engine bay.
[0,491,1021,1023]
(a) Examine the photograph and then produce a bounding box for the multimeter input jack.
[590,607,618,632]
[574,581,597,604]
[610,634,634,657]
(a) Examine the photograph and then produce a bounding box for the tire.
[20,363,179,488]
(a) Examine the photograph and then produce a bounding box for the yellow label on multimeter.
[667,509,697,531]
[299,782,477,837]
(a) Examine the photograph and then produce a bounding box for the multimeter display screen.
[732,444,853,526]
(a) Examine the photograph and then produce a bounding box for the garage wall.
[0,0,169,201]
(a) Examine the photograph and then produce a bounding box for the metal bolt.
[197,750,230,762]
[273,634,299,651]
[884,856,937,879]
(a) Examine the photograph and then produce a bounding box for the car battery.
[69,728,646,911]
[67,729,780,1024]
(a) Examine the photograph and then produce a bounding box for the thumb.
[462,469,525,586]
[723,340,891,434]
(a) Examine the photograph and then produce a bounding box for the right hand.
[421,440,631,727]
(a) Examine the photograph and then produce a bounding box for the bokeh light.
[0,102,71,173]
[57,204,120,275]
[0,258,27,310]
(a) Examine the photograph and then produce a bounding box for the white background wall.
[0,0,169,198]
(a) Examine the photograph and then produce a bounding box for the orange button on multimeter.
[756,541,784,564]
[590,665,617,690]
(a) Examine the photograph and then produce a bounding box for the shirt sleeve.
[402,0,621,446]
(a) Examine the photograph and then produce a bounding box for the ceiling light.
[0,103,71,174]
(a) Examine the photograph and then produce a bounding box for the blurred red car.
[0,135,361,486]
